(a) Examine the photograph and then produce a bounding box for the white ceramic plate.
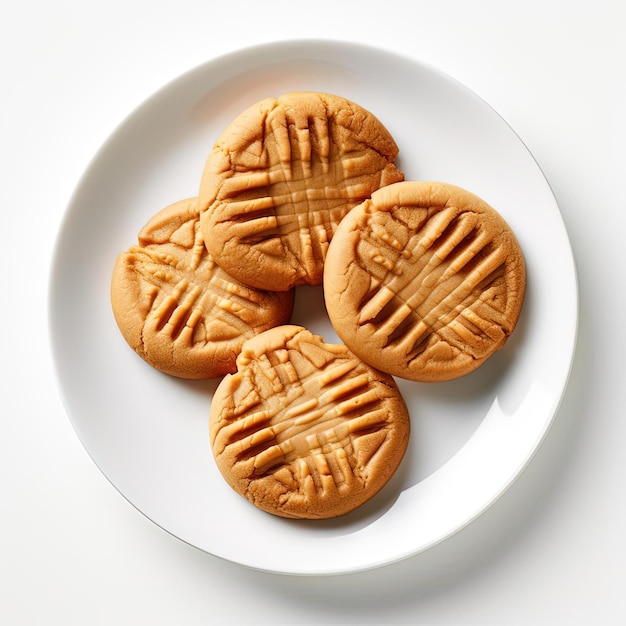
[49,40,578,575]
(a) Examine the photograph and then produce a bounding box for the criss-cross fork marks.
[129,225,274,345]
[216,349,391,493]
[357,207,510,360]
[215,109,400,278]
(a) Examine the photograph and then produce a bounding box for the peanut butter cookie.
[209,325,410,519]
[198,91,404,291]
[111,198,294,379]
[323,181,526,382]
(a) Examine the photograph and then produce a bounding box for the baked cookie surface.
[110,198,294,379]
[323,181,526,382]
[209,325,410,519]
[198,91,404,291]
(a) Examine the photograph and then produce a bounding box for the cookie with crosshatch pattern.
[110,198,294,379]
[198,91,404,292]
[323,181,526,382]
[209,325,410,519]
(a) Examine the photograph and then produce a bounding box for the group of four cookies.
[111,91,525,519]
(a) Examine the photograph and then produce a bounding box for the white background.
[2,0,625,623]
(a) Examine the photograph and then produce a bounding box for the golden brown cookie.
[198,91,404,292]
[323,181,526,382]
[209,325,410,519]
[110,198,294,379]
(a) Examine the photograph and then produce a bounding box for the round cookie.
[323,181,526,382]
[198,91,404,292]
[111,198,294,379]
[209,325,410,519]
